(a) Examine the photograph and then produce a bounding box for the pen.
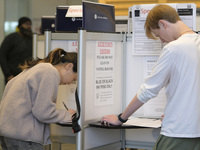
[62,101,69,110]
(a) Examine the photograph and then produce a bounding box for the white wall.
[5,0,30,22]
[29,0,69,33]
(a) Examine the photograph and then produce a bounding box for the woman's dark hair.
[20,48,77,72]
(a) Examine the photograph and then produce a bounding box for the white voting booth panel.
[125,35,160,149]
[83,41,122,121]
[77,31,124,149]
[33,33,78,147]
[49,33,78,138]
[35,31,124,150]
[44,33,78,139]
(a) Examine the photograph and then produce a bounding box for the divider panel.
[124,35,161,149]
[77,31,124,149]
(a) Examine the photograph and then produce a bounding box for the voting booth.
[32,2,197,150]
[124,3,196,149]
[33,30,124,150]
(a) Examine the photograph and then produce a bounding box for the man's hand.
[101,114,122,126]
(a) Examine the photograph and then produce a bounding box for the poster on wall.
[131,3,196,55]
[143,56,167,117]
[94,41,115,106]
[131,4,163,55]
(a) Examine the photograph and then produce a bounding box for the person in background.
[102,4,200,150]
[0,48,77,150]
[0,17,33,84]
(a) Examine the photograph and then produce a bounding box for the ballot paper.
[123,116,161,128]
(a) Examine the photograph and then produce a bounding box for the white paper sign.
[95,41,115,106]
[143,56,166,117]
[132,4,177,55]
[67,41,78,52]
[65,5,82,17]
[140,4,155,20]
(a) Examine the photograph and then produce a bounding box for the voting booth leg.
[32,34,38,59]
[120,129,126,150]
[120,33,127,150]
[44,30,52,57]
[76,29,87,150]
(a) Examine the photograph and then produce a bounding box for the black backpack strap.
[71,88,81,133]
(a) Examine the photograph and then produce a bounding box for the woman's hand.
[67,109,76,117]
[7,75,14,82]
[101,114,122,126]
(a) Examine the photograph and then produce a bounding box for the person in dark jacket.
[0,17,33,84]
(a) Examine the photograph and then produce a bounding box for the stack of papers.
[123,116,161,128]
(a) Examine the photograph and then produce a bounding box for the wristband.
[118,113,128,123]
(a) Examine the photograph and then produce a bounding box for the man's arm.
[101,95,144,125]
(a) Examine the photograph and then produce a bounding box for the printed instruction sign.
[68,41,78,52]
[94,41,115,106]
[143,56,167,117]
[133,56,167,118]
[132,4,162,55]
[131,3,195,55]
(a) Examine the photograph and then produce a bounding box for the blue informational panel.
[82,1,115,33]
[41,16,55,34]
[55,6,82,32]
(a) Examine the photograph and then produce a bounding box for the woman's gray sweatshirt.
[0,63,72,145]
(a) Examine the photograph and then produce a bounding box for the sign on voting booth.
[95,41,115,106]
[33,3,198,150]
